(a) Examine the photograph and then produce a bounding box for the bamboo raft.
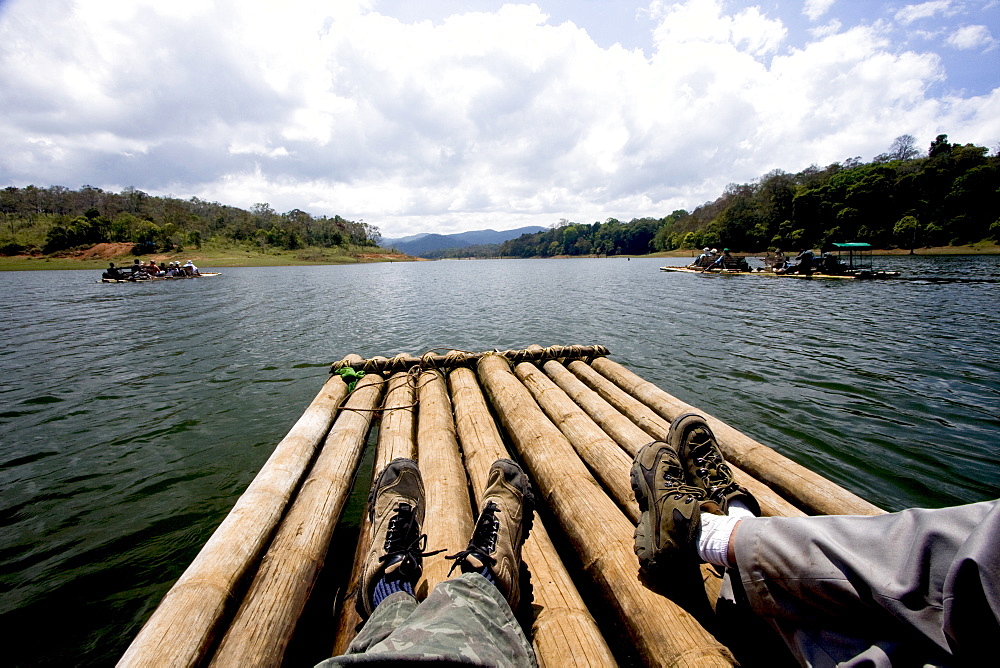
[118,345,884,667]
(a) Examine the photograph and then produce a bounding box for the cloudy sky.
[1,0,997,237]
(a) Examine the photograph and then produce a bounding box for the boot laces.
[659,454,703,501]
[445,500,500,574]
[381,502,443,574]
[688,432,739,498]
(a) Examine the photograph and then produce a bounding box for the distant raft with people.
[661,243,901,280]
[118,344,883,668]
[100,259,220,282]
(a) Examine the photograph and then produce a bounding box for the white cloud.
[803,0,836,22]
[650,0,786,57]
[810,19,843,39]
[945,24,996,50]
[895,1,957,26]
[0,0,997,237]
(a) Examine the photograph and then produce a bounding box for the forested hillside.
[0,185,380,255]
[490,134,998,258]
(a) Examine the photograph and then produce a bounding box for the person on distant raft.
[316,458,536,667]
[104,262,124,279]
[789,248,815,274]
[632,413,999,666]
[693,247,712,267]
[820,251,844,274]
[764,249,786,271]
[183,260,200,276]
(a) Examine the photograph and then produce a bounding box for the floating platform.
[100,272,221,283]
[118,345,883,667]
[660,266,900,279]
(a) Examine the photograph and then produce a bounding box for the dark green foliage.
[43,215,109,253]
[661,135,998,252]
[0,242,28,255]
[494,216,667,258]
[1,186,379,254]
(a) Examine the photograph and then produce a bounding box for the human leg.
[320,573,534,666]
[320,459,536,666]
[733,500,1000,666]
[446,458,534,610]
[631,414,762,579]
[356,458,439,621]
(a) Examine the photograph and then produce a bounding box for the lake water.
[2,255,998,665]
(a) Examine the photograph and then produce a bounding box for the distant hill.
[379,232,429,246]
[382,226,546,256]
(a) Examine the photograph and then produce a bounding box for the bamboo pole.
[542,359,665,456]
[589,358,885,516]
[118,374,351,668]
[514,362,639,523]
[416,369,475,594]
[552,361,804,519]
[331,345,609,374]
[331,371,416,655]
[448,366,618,668]
[567,360,673,437]
[209,373,385,667]
[476,354,735,667]
[525,361,728,612]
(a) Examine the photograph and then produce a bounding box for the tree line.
[445,133,1000,259]
[0,185,381,255]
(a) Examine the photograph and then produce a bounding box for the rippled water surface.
[2,255,999,665]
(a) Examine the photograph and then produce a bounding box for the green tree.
[893,215,921,253]
[929,134,952,159]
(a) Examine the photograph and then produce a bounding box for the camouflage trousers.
[318,573,536,666]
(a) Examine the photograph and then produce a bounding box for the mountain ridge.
[381,226,546,256]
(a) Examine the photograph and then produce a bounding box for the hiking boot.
[631,440,705,577]
[357,458,435,620]
[668,413,760,516]
[447,459,533,609]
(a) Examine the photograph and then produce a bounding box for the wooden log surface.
[476,354,735,667]
[515,362,639,523]
[118,374,351,668]
[542,359,661,455]
[331,344,609,374]
[125,344,891,667]
[448,367,618,668]
[331,371,417,655]
[209,373,384,667]
[589,358,885,516]
[558,361,804,519]
[416,369,474,594]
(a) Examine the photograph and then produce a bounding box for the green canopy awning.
[831,243,872,249]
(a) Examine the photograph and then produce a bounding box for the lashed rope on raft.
[330,344,610,375]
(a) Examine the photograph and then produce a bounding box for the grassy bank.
[0,241,418,271]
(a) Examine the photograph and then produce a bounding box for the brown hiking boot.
[447,459,533,609]
[356,458,435,620]
[631,440,705,577]
[668,413,760,516]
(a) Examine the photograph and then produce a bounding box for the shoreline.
[1,242,997,270]
[0,242,418,271]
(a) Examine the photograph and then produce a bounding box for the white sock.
[697,512,740,568]
[727,498,756,520]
